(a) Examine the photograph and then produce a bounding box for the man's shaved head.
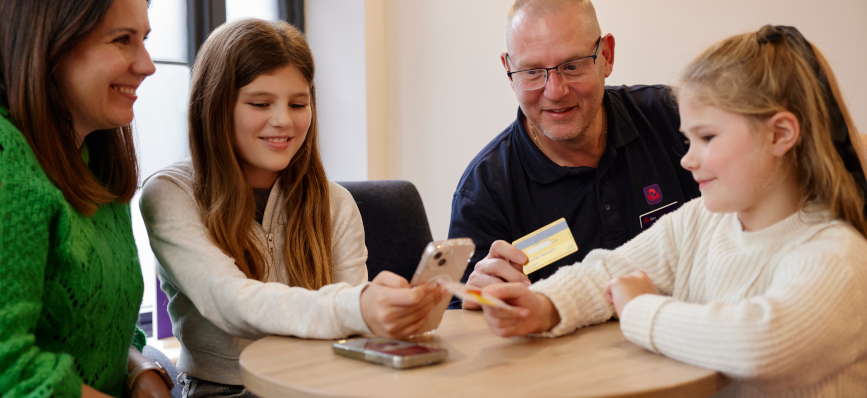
[501,0,611,151]
[506,0,601,54]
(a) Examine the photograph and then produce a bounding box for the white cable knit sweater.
[530,197,867,397]
[140,160,371,384]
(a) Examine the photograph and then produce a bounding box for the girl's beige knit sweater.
[531,197,867,397]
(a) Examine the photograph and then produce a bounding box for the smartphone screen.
[346,338,440,356]
[334,337,448,369]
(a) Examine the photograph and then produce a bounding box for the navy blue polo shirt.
[448,85,700,289]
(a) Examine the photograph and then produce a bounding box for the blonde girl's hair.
[678,25,867,237]
[188,19,333,289]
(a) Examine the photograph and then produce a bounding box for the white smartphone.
[408,238,475,334]
[332,337,447,369]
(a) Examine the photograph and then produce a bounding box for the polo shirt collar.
[515,90,639,184]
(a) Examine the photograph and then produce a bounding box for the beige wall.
[365,0,867,241]
[366,0,390,180]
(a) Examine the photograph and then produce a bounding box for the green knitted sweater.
[0,107,146,398]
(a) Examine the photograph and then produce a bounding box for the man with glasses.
[449,0,700,309]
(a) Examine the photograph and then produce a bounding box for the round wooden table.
[240,310,729,398]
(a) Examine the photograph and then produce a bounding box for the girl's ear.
[767,111,800,157]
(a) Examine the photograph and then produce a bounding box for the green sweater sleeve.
[0,121,82,397]
[132,327,147,353]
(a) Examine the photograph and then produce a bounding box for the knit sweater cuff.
[133,326,147,352]
[46,353,84,398]
[619,294,673,353]
[337,282,373,336]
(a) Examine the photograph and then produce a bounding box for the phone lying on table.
[332,338,447,369]
[409,238,475,335]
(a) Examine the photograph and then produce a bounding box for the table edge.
[239,312,730,398]
[240,353,347,398]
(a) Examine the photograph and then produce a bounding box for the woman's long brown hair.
[189,19,333,289]
[0,0,139,214]
[678,25,867,237]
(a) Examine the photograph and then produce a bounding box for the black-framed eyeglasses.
[505,36,602,90]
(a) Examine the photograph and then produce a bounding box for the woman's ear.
[767,111,800,157]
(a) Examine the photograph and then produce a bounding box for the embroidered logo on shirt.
[643,184,663,205]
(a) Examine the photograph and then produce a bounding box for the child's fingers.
[390,286,445,320]
[484,316,523,338]
[403,292,443,319]
[380,283,436,307]
[374,294,440,337]
[394,314,431,339]
[602,282,614,305]
[387,305,433,333]
[483,309,525,330]
[380,288,419,307]
[482,304,530,338]
[483,282,531,301]
[371,271,410,289]
[483,304,528,320]
[631,270,649,279]
[415,283,445,307]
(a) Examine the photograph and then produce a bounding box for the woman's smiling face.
[233,65,312,188]
[58,0,155,142]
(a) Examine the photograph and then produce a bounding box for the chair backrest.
[336,180,433,283]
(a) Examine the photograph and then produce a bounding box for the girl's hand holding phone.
[360,271,448,339]
[603,270,658,318]
[481,283,560,337]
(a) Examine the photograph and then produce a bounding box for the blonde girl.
[140,19,444,396]
[479,25,867,397]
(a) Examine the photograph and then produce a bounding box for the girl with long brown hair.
[479,25,867,396]
[140,19,445,396]
[0,0,174,396]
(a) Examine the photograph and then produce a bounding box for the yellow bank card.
[512,218,578,275]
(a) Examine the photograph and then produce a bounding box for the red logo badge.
[643,184,663,205]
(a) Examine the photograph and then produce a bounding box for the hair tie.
[759,25,867,212]
[756,26,782,44]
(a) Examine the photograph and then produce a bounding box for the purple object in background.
[155,274,174,339]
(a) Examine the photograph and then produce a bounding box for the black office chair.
[336,180,433,283]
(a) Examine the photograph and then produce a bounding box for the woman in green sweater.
[0,0,171,397]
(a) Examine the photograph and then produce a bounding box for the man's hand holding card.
[463,241,531,309]
[463,218,578,310]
